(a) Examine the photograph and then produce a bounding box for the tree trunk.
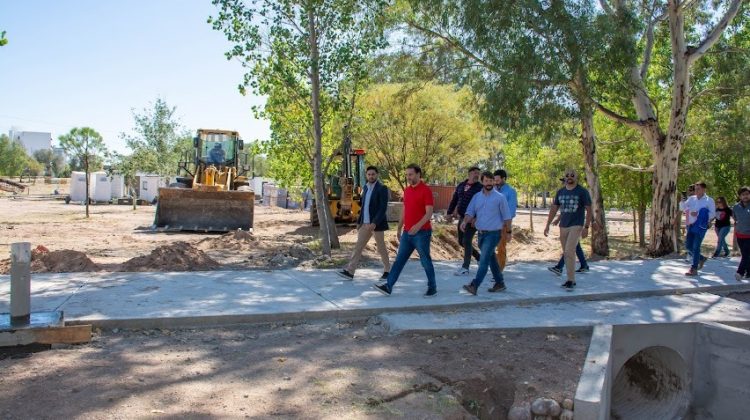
[638,205,647,248]
[579,105,609,256]
[307,6,333,255]
[529,195,534,232]
[632,208,637,243]
[84,156,90,218]
[648,142,682,255]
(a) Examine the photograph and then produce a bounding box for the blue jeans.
[386,230,436,292]
[555,242,587,269]
[714,226,730,257]
[470,230,504,288]
[685,229,707,269]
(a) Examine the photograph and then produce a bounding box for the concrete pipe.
[610,346,690,419]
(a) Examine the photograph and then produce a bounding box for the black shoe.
[548,266,562,276]
[373,283,391,296]
[488,282,507,293]
[560,281,576,291]
[380,272,389,280]
[462,283,477,296]
[424,289,437,298]
[337,269,354,280]
[575,266,590,273]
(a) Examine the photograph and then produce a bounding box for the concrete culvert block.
[611,346,690,420]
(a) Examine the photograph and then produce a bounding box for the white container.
[90,172,111,202]
[110,174,125,198]
[69,171,88,202]
[138,175,163,202]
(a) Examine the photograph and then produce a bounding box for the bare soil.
[0,182,728,274]
[0,320,591,419]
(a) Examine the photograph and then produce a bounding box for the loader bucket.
[154,187,254,232]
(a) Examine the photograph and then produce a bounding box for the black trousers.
[458,215,481,269]
[738,237,750,276]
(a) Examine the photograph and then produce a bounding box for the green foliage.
[353,82,491,191]
[0,134,42,177]
[503,126,583,199]
[0,30,7,47]
[58,128,107,173]
[209,0,389,183]
[119,98,193,179]
[32,149,69,178]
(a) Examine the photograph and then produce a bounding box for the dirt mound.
[0,246,100,274]
[119,241,220,272]
[196,230,257,252]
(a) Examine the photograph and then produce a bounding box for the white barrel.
[110,174,125,198]
[90,171,111,202]
[69,171,88,202]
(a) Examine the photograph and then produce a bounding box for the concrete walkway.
[1,257,749,328]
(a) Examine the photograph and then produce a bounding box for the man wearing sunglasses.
[544,169,592,290]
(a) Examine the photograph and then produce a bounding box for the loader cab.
[195,130,244,167]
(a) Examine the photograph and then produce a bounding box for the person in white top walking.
[679,181,716,276]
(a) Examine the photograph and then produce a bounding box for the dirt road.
[0,320,590,419]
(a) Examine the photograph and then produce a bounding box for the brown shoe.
[462,283,477,296]
[685,268,698,276]
[488,282,507,293]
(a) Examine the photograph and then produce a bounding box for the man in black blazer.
[339,166,391,280]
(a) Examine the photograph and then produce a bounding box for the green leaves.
[0,30,7,47]
[0,134,40,176]
[58,127,108,179]
[119,98,192,178]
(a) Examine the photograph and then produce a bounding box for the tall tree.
[354,82,489,191]
[119,98,193,180]
[405,0,631,256]
[58,127,107,218]
[0,30,7,47]
[594,0,744,255]
[210,0,388,255]
[0,134,41,177]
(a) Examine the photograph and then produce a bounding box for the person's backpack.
[689,207,710,234]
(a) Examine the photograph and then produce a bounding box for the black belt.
[477,229,501,234]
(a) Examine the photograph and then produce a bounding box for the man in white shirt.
[679,181,716,275]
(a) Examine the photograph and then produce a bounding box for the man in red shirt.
[374,164,436,297]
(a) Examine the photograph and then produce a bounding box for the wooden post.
[10,242,31,327]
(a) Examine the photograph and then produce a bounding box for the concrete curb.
[64,282,750,329]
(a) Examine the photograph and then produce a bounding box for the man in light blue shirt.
[494,169,517,271]
[460,171,512,295]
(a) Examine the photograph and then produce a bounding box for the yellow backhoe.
[311,143,366,226]
[154,129,255,232]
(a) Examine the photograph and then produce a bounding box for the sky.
[0,0,270,154]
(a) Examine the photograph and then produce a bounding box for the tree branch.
[687,0,743,66]
[592,100,646,130]
[406,19,503,75]
[602,161,655,172]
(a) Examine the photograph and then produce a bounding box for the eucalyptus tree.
[406,0,633,256]
[210,0,388,255]
[594,0,744,255]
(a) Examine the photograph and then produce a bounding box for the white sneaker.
[454,267,470,276]
[736,272,743,282]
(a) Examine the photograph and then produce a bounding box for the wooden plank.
[0,325,92,347]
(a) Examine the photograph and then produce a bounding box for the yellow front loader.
[154,129,255,232]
